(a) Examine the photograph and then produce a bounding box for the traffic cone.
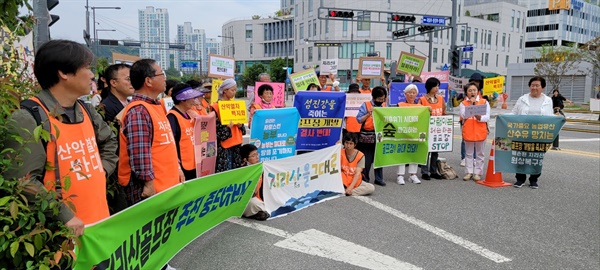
[476,141,512,188]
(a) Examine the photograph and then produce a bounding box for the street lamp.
[91,6,121,46]
[218,35,235,58]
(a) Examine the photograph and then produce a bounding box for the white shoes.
[460,159,466,167]
[409,175,421,184]
[165,264,177,270]
[396,176,405,185]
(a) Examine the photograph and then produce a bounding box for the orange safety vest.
[321,85,333,92]
[419,95,444,116]
[211,103,243,148]
[118,101,180,193]
[398,102,422,107]
[461,99,489,142]
[200,98,210,114]
[341,149,364,188]
[255,175,263,201]
[31,97,109,225]
[362,101,386,131]
[345,116,362,132]
[359,88,372,94]
[168,109,196,171]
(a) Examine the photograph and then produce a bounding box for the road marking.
[228,218,421,269]
[354,196,512,263]
[559,138,600,142]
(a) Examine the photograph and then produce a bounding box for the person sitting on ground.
[240,144,270,220]
[341,133,375,196]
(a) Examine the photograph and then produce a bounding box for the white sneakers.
[397,176,405,185]
[397,175,421,184]
[460,159,466,167]
[165,264,177,270]
[473,174,481,181]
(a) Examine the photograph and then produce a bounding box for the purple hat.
[173,87,203,101]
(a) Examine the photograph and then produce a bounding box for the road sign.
[462,46,474,52]
[181,61,198,68]
[314,43,342,47]
[421,16,446,26]
[461,59,471,65]
[441,64,449,71]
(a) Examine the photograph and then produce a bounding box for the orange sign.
[548,0,570,10]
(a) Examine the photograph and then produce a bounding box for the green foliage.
[1,9,78,269]
[269,57,290,83]
[95,57,109,77]
[240,63,267,89]
[534,44,583,92]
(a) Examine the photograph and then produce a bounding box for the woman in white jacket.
[511,76,554,189]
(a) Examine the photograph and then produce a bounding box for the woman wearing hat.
[211,78,246,173]
[167,83,204,180]
[396,84,422,185]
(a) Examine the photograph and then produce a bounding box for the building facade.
[175,22,206,75]
[205,38,222,71]
[138,6,170,69]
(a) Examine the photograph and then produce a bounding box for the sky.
[44,0,281,43]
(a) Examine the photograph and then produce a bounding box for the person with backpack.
[3,40,118,236]
[459,82,491,181]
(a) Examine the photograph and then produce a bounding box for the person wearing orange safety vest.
[343,84,363,139]
[418,77,447,180]
[317,71,341,91]
[167,83,204,180]
[240,144,270,220]
[119,59,185,207]
[356,86,388,186]
[249,84,276,128]
[341,133,375,196]
[459,82,490,181]
[4,40,119,237]
[396,84,423,185]
[211,78,246,173]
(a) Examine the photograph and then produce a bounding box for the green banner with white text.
[74,164,262,270]
[373,107,430,168]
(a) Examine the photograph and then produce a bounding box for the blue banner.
[250,108,300,161]
[494,115,565,174]
[293,91,346,151]
[389,82,449,105]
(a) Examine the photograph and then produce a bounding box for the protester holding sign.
[356,86,387,186]
[249,84,276,128]
[341,133,375,196]
[511,76,554,189]
[211,78,246,173]
[317,71,340,92]
[459,82,490,181]
[167,83,204,180]
[344,84,362,137]
[418,77,446,180]
[240,144,270,221]
[396,84,423,185]
[356,75,386,94]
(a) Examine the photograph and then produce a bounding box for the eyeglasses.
[150,71,165,78]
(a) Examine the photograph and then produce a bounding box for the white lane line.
[559,138,600,142]
[354,196,512,263]
[227,217,421,269]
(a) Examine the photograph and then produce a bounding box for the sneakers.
[460,159,466,167]
[422,174,431,180]
[409,175,421,184]
[463,173,473,181]
[431,173,443,180]
[473,174,481,181]
[250,211,270,221]
[513,181,525,188]
[165,264,177,270]
[529,183,539,189]
[396,176,405,185]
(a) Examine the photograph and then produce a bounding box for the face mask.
[374,101,383,106]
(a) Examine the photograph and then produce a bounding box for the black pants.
[356,142,383,183]
[420,152,439,175]
[552,134,560,148]
[516,173,541,184]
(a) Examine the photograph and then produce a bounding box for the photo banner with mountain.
[494,115,565,175]
[372,107,430,168]
[262,144,344,219]
[74,164,262,270]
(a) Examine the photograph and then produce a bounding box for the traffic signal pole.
[33,0,50,51]
[450,0,460,76]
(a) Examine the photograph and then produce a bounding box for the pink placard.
[254,82,285,107]
[194,112,217,177]
[420,71,449,82]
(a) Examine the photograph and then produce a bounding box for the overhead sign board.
[461,59,471,65]
[421,16,446,26]
[314,42,342,47]
[181,61,198,68]
[462,46,474,52]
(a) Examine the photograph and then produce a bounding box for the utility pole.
[428,31,433,72]
[33,0,50,51]
[450,0,459,77]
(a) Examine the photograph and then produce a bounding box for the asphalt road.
[171,124,600,270]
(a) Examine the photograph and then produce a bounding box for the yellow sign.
[483,76,505,96]
[548,0,570,10]
[211,79,223,104]
[298,118,343,128]
[218,100,248,125]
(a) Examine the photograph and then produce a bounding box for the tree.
[252,15,261,20]
[241,63,267,89]
[580,37,600,74]
[165,67,181,80]
[269,57,289,82]
[534,45,583,92]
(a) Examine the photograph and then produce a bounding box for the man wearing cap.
[167,83,203,180]
[119,59,185,206]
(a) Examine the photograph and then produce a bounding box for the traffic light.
[451,50,460,70]
[47,0,60,27]
[391,14,416,22]
[329,10,354,18]
[392,29,409,38]
[346,70,351,80]
[418,26,435,32]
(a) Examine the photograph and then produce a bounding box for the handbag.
[358,115,375,144]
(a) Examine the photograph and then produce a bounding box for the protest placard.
[208,54,235,78]
[262,144,344,219]
[320,58,338,75]
[74,164,262,270]
[289,68,320,93]
[344,93,373,117]
[250,108,300,162]
[373,107,430,167]
[420,71,449,82]
[463,104,488,119]
[389,82,449,104]
[494,115,565,174]
[161,97,174,113]
[294,91,346,151]
[397,51,426,76]
[483,76,505,96]
[428,116,453,152]
[449,75,468,94]
[254,82,285,107]
[358,57,385,79]
[218,100,248,125]
[211,79,223,104]
[194,112,217,177]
